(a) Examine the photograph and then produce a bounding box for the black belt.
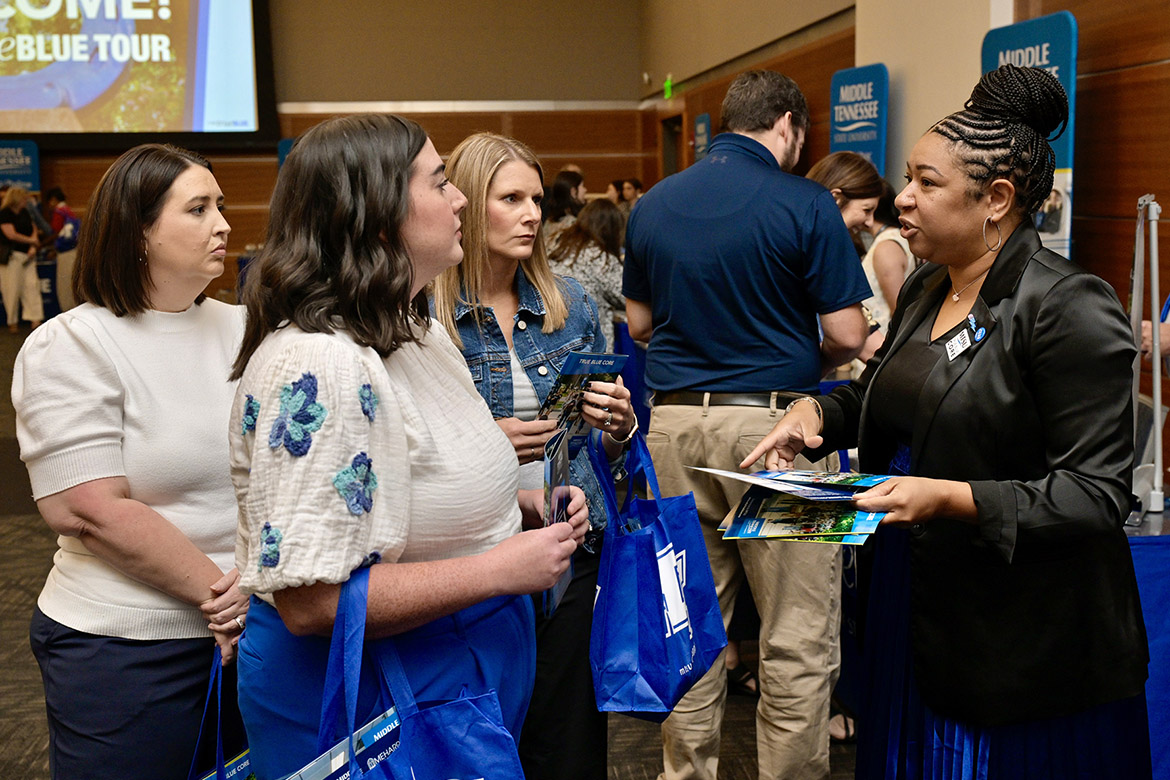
[653,390,807,408]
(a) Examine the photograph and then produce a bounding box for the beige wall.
[268,0,641,102]
[639,0,853,97]
[855,0,1013,179]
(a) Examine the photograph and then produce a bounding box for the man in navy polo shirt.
[623,70,870,780]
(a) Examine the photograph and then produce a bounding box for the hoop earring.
[983,217,1002,253]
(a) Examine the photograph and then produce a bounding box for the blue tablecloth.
[1131,534,1170,780]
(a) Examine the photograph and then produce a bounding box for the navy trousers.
[29,607,245,780]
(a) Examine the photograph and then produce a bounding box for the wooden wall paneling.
[639,109,660,186]
[221,206,271,251]
[407,114,508,154]
[1072,63,1170,220]
[674,27,854,177]
[508,111,641,155]
[539,156,655,189]
[279,112,507,150]
[1069,215,1154,300]
[38,156,116,207]
[203,156,279,206]
[1033,0,1170,75]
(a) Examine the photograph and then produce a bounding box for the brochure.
[285,705,401,780]
[690,467,889,501]
[722,486,883,545]
[695,468,892,545]
[542,428,573,617]
[539,351,627,457]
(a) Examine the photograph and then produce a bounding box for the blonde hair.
[432,132,568,348]
[1,186,29,212]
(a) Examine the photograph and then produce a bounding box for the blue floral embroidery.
[359,384,378,422]
[268,372,328,457]
[333,452,378,515]
[359,551,382,568]
[259,522,283,570]
[241,394,260,434]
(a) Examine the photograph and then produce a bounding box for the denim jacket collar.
[453,267,547,322]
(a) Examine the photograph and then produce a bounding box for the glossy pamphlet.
[693,469,890,545]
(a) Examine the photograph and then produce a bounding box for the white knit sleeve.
[231,336,410,595]
[12,316,126,499]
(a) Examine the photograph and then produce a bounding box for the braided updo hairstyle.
[930,65,1068,215]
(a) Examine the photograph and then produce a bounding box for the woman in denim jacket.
[432,132,636,780]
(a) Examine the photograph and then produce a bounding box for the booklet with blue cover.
[539,351,627,457]
[692,469,891,545]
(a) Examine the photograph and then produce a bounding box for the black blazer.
[815,223,1149,726]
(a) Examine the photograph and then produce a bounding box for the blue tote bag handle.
[586,429,662,528]
[186,648,227,780]
[316,566,396,779]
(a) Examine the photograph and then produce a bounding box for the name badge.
[945,328,972,361]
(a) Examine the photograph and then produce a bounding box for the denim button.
[537,365,549,376]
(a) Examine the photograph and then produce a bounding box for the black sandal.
[726,663,760,697]
[829,712,856,744]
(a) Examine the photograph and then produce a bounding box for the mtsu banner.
[829,64,889,177]
[982,12,1077,256]
[0,140,40,191]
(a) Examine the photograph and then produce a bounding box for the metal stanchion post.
[1131,195,1164,527]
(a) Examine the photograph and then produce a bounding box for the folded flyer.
[696,468,892,545]
[723,485,883,545]
[691,467,889,501]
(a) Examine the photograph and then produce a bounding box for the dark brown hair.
[231,114,429,380]
[806,151,884,202]
[550,198,624,262]
[720,70,810,134]
[930,65,1068,214]
[75,144,211,316]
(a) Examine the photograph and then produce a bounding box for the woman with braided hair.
[745,65,1150,779]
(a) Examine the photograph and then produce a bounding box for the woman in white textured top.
[858,181,915,358]
[227,114,588,780]
[12,144,248,779]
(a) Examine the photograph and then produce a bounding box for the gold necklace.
[951,267,990,302]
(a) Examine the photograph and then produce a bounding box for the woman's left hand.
[517,486,590,546]
[854,477,975,528]
[564,485,589,546]
[203,570,249,631]
[580,377,634,441]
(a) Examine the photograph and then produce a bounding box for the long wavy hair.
[431,132,568,349]
[550,198,624,265]
[231,114,429,380]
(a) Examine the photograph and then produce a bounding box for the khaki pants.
[2,252,44,326]
[646,401,841,780]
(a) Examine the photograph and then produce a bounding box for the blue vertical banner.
[829,64,889,177]
[693,113,711,162]
[0,140,40,191]
[982,12,1077,256]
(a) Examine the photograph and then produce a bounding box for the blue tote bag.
[587,433,727,721]
[317,566,525,780]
